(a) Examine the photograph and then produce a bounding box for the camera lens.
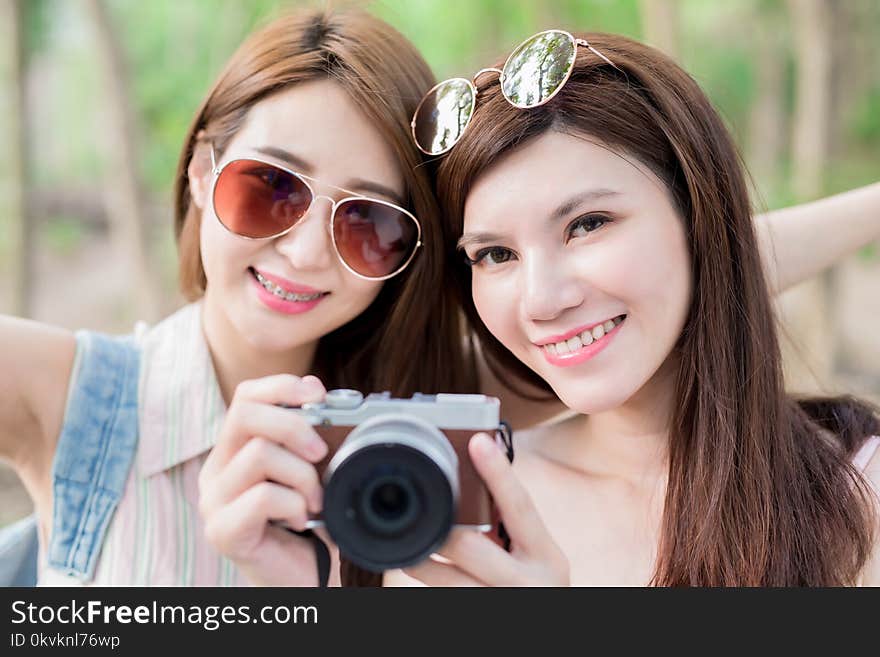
[321,414,459,572]
[360,473,420,536]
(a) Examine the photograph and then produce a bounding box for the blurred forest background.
[0,0,878,525]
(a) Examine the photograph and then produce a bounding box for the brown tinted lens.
[412,78,475,155]
[333,199,418,278]
[213,159,312,238]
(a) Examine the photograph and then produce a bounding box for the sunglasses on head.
[411,29,617,156]
[207,145,422,281]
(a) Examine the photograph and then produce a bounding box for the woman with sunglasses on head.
[396,30,880,586]
[0,13,878,588]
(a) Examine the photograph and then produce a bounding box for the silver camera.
[291,389,511,572]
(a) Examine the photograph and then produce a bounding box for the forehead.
[228,79,405,193]
[463,131,666,229]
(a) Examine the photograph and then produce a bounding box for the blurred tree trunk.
[83,0,159,321]
[828,2,874,159]
[780,0,838,393]
[789,0,832,201]
[747,3,787,190]
[639,0,679,60]
[1,0,33,317]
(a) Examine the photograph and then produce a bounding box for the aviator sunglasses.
[208,146,422,281]
[411,29,617,156]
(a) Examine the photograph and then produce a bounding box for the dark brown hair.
[437,33,878,585]
[173,8,477,585]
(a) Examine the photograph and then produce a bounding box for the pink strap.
[852,436,880,473]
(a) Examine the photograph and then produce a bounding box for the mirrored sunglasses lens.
[501,31,576,108]
[333,200,419,278]
[413,79,475,155]
[213,160,312,238]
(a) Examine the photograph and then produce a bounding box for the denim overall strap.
[47,331,141,581]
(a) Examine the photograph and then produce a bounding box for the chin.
[242,322,317,353]
[551,383,637,417]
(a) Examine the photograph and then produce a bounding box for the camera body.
[291,389,507,572]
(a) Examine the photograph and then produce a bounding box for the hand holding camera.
[200,378,525,584]
[290,389,513,572]
[402,433,571,587]
[198,374,338,586]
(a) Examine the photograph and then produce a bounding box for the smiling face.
[191,79,407,355]
[461,130,692,415]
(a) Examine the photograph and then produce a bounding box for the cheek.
[345,278,383,307]
[199,212,253,285]
[601,218,691,318]
[198,213,218,279]
[472,274,517,344]
[620,225,692,359]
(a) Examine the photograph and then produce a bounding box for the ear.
[188,138,214,211]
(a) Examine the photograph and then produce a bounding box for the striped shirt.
[39,302,245,585]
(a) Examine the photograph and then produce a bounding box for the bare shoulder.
[857,444,880,586]
[0,315,76,475]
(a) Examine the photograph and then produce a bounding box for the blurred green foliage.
[41,216,86,256]
[850,86,880,144]
[8,0,880,251]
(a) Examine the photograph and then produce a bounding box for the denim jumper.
[0,331,140,585]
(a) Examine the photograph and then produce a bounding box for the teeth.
[254,270,324,302]
[542,315,626,356]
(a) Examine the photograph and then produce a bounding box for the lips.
[537,315,626,368]
[248,267,329,315]
[250,267,327,296]
[534,315,627,347]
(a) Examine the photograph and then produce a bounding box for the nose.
[273,194,335,270]
[521,251,584,322]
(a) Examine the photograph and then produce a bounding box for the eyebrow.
[457,188,621,250]
[255,146,405,205]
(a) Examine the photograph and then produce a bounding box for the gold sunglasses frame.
[411,29,616,156]
[208,145,423,282]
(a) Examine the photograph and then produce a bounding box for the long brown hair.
[173,8,477,584]
[437,33,878,585]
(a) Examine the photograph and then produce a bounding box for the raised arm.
[756,182,880,295]
[0,316,75,491]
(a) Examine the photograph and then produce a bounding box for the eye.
[243,165,290,191]
[464,246,516,267]
[567,213,611,241]
[259,168,288,189]
[342,202,369,222]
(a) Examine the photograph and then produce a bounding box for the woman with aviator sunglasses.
[0,12,878,589]
[208,145,422,281]
[395,30,880,586]
[0,8,471,587]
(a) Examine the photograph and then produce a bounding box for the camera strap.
[286,529,331,587]
[495,421,515,552]
[496,420,514,463]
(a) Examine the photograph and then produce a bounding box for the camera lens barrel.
[322,414,460,572]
